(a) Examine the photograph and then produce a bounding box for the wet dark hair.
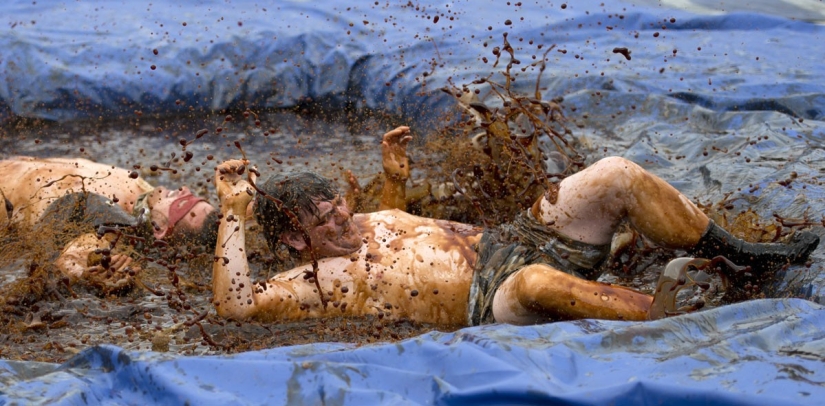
[169,209,220,248]
[254,172,338,252]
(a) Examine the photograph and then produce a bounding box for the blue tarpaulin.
[1,0,824,404]
[2,299,825,405]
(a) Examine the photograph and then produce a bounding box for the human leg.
[491,263,653,324]
[534,156,818,274]
[533,156,709,247]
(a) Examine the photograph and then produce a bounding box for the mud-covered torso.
[0,157,154,226]
[268,209,483,326]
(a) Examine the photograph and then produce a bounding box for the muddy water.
[0,110,441,363]
[0,108,734,363]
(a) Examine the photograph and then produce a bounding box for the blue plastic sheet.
[2,299,824,405]
[2,0,824,127]
[2,0,825,404]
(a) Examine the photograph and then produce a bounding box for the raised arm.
[211,160,327,321]
[379,126,412,211]
[212,159,259,319]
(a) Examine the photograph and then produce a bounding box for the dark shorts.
[467,212,610,326]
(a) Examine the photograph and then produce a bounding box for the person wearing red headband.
[0,157,218,291]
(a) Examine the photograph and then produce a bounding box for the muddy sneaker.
[648,257,732,320]
[690,222,820,279]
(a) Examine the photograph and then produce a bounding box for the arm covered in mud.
[211,160,326,321]
[379,126,412,211]
[53,233,137,292]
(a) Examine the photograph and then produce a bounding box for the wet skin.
[145,186,214,239]
[0,157,214,281]
[0,157,213,238]
[213,154,714,326]
[281,196,365,260]
[213,159,480,325]
[0,157,154,225]
[213,158,484,325]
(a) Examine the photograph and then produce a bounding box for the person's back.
[0,156,218,288]
[0,156,152,226]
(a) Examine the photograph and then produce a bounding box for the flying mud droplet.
[612,47,631,61]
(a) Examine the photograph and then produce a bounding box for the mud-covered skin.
[0,157,151,283]
[0,156,154,226]
[0,157,215,285]
[272,212,481,325]
[213,152,706,326]
[213,160,483,326]
[379,126,412,211]
[531,156,709,247]
[216,154,797,327]
[495,157,710,324]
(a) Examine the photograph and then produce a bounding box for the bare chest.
[310,211,483,325]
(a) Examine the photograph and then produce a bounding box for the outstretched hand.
[85,254,137,293]
[215,159,257,212]
[382,126,412,182]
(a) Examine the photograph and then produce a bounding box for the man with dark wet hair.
[211,126,819,326]
[0,157,219,289]
[254,172,339,270]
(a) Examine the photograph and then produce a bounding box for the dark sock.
[689,222,819,278]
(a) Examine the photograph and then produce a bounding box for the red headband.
[167,194,206,232]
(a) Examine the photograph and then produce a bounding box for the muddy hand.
[86,254,135,292]
[345,169,362,196]
[215,159,256,212]
[382,126,412,181]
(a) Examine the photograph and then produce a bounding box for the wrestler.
[0,157,218,289]
[210,126,819,325]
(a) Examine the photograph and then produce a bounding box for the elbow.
[214,299,256,321]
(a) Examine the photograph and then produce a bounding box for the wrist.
[384,172,409,183]
[220,201,250,216]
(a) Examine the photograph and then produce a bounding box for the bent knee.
[585,156,646,187]
[591,156,642,176]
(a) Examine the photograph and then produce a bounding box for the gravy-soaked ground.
[253,209,483,326]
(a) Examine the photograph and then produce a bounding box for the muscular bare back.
[0,157,154,226]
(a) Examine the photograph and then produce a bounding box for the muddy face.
[297,196,363,258]
[146,186,215,240]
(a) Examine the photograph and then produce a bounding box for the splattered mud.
[0,110,447,363]
[0,99,800,364]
